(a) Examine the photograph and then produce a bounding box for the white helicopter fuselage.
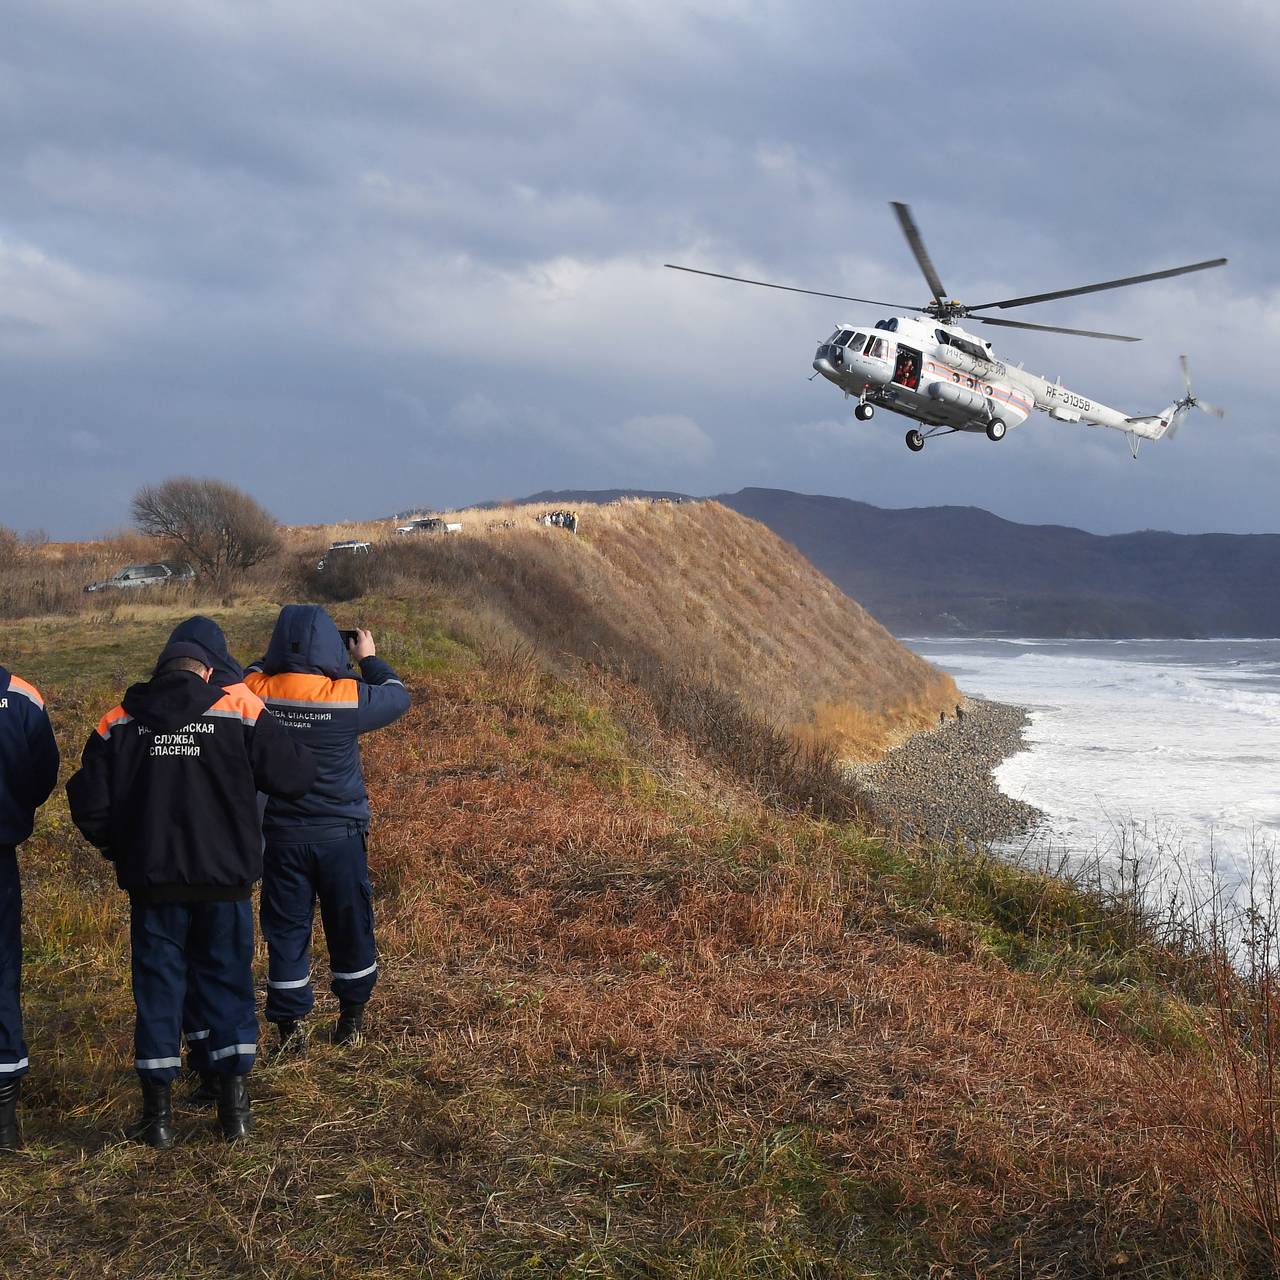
[813,315,1179,444]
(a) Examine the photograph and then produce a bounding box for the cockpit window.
[864,336,887,359]
[834,329,856,346]
[845,332,867,354]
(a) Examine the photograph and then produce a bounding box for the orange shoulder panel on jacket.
[95,705,132,738]
[210,683,266,722]
[244,671,359,706]
[6,675,45,709]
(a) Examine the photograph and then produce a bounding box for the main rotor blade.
[970,258,1227,312]
[1180,353,1193,395]
[1199,399,1226,419]
[664,264,921,310]
[891,201,947,304]
[971,314,1140,342]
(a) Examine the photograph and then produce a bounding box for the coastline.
[849,696,1043,844]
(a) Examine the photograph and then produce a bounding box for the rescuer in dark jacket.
[67,637,315,1147]
[244,605,410,1049]
[165,616,249,1099]
[0,665,60,1150]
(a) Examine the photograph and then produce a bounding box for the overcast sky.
[2,0,1275,537]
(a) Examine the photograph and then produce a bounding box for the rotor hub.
[924,299,968,323]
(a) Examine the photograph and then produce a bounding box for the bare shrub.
[130,476,281,586]
[0,526,21,573]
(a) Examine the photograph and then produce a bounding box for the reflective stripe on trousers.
[0,850,27,1079]
[130,898,258,1082]
[260,829,378,1023]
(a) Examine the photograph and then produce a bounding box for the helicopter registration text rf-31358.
[666,203,1225,457]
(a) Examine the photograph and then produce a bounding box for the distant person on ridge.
[66,636,315,1147]
[0,662,60,1150]
[244,607,410,1051]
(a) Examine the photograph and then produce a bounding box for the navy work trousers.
[260,828,377,1023]
[130,898,257,1083]
[0,850,27,1081]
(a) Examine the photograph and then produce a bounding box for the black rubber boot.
[334,1002,365,1045]
[128,1079,175,1149]
[189,1071,218,1107]
[0,1078,22,1151]
[217,1075,253,1142]
[275,1019,305,1056]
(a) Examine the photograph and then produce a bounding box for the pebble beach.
[850,697,1043,844]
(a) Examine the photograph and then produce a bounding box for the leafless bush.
[130,476,281,586]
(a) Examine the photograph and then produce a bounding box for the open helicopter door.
[892,345,922,390]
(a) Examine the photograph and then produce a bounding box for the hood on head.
[167,616,245,688]
[262,605,350,679]
[122,671,222,733]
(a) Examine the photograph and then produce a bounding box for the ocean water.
[904,637,1280,885]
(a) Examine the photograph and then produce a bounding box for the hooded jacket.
[0,666,60,847]
[244,605,410,839]
[166,615,245,689]
[66,668,316,902]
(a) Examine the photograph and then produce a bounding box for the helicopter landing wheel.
[986,419,1007,442]
[854,403,875,421]
[905,430,925,452]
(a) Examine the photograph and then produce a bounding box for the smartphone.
[339,629,360,650]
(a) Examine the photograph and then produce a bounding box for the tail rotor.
[1171,354,1224,437]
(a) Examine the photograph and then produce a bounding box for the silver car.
[83,562,195,593]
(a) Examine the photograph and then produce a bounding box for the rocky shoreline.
[849,697,1043,845]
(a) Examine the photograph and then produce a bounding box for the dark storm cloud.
[0,0,1273,537]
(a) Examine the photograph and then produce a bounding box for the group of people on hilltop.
[537,509,578,533]
[0,605,409,1149]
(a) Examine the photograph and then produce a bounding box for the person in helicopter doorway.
[244,607,411,1051]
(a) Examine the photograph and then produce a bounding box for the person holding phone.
[244,606,410,1050]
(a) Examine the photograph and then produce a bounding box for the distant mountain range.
[517,488,1280,638]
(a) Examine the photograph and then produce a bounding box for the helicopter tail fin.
[1124,403,1185,441]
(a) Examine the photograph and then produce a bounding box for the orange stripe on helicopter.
[921,361,1033,413]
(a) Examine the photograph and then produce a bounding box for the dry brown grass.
[0,599,1274,1276]
[297,498,958,758]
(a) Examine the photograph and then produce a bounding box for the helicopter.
[666,202,1226,457]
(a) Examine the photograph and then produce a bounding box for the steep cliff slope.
[322,498,958,756]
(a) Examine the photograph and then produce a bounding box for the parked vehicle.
[317,540,372,570]
[395,517,462,535]
[83,562,195,594]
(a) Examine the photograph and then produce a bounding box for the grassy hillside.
[1,502,1276,1276]
[0,591,1271,1278]
[301,500,958,760]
